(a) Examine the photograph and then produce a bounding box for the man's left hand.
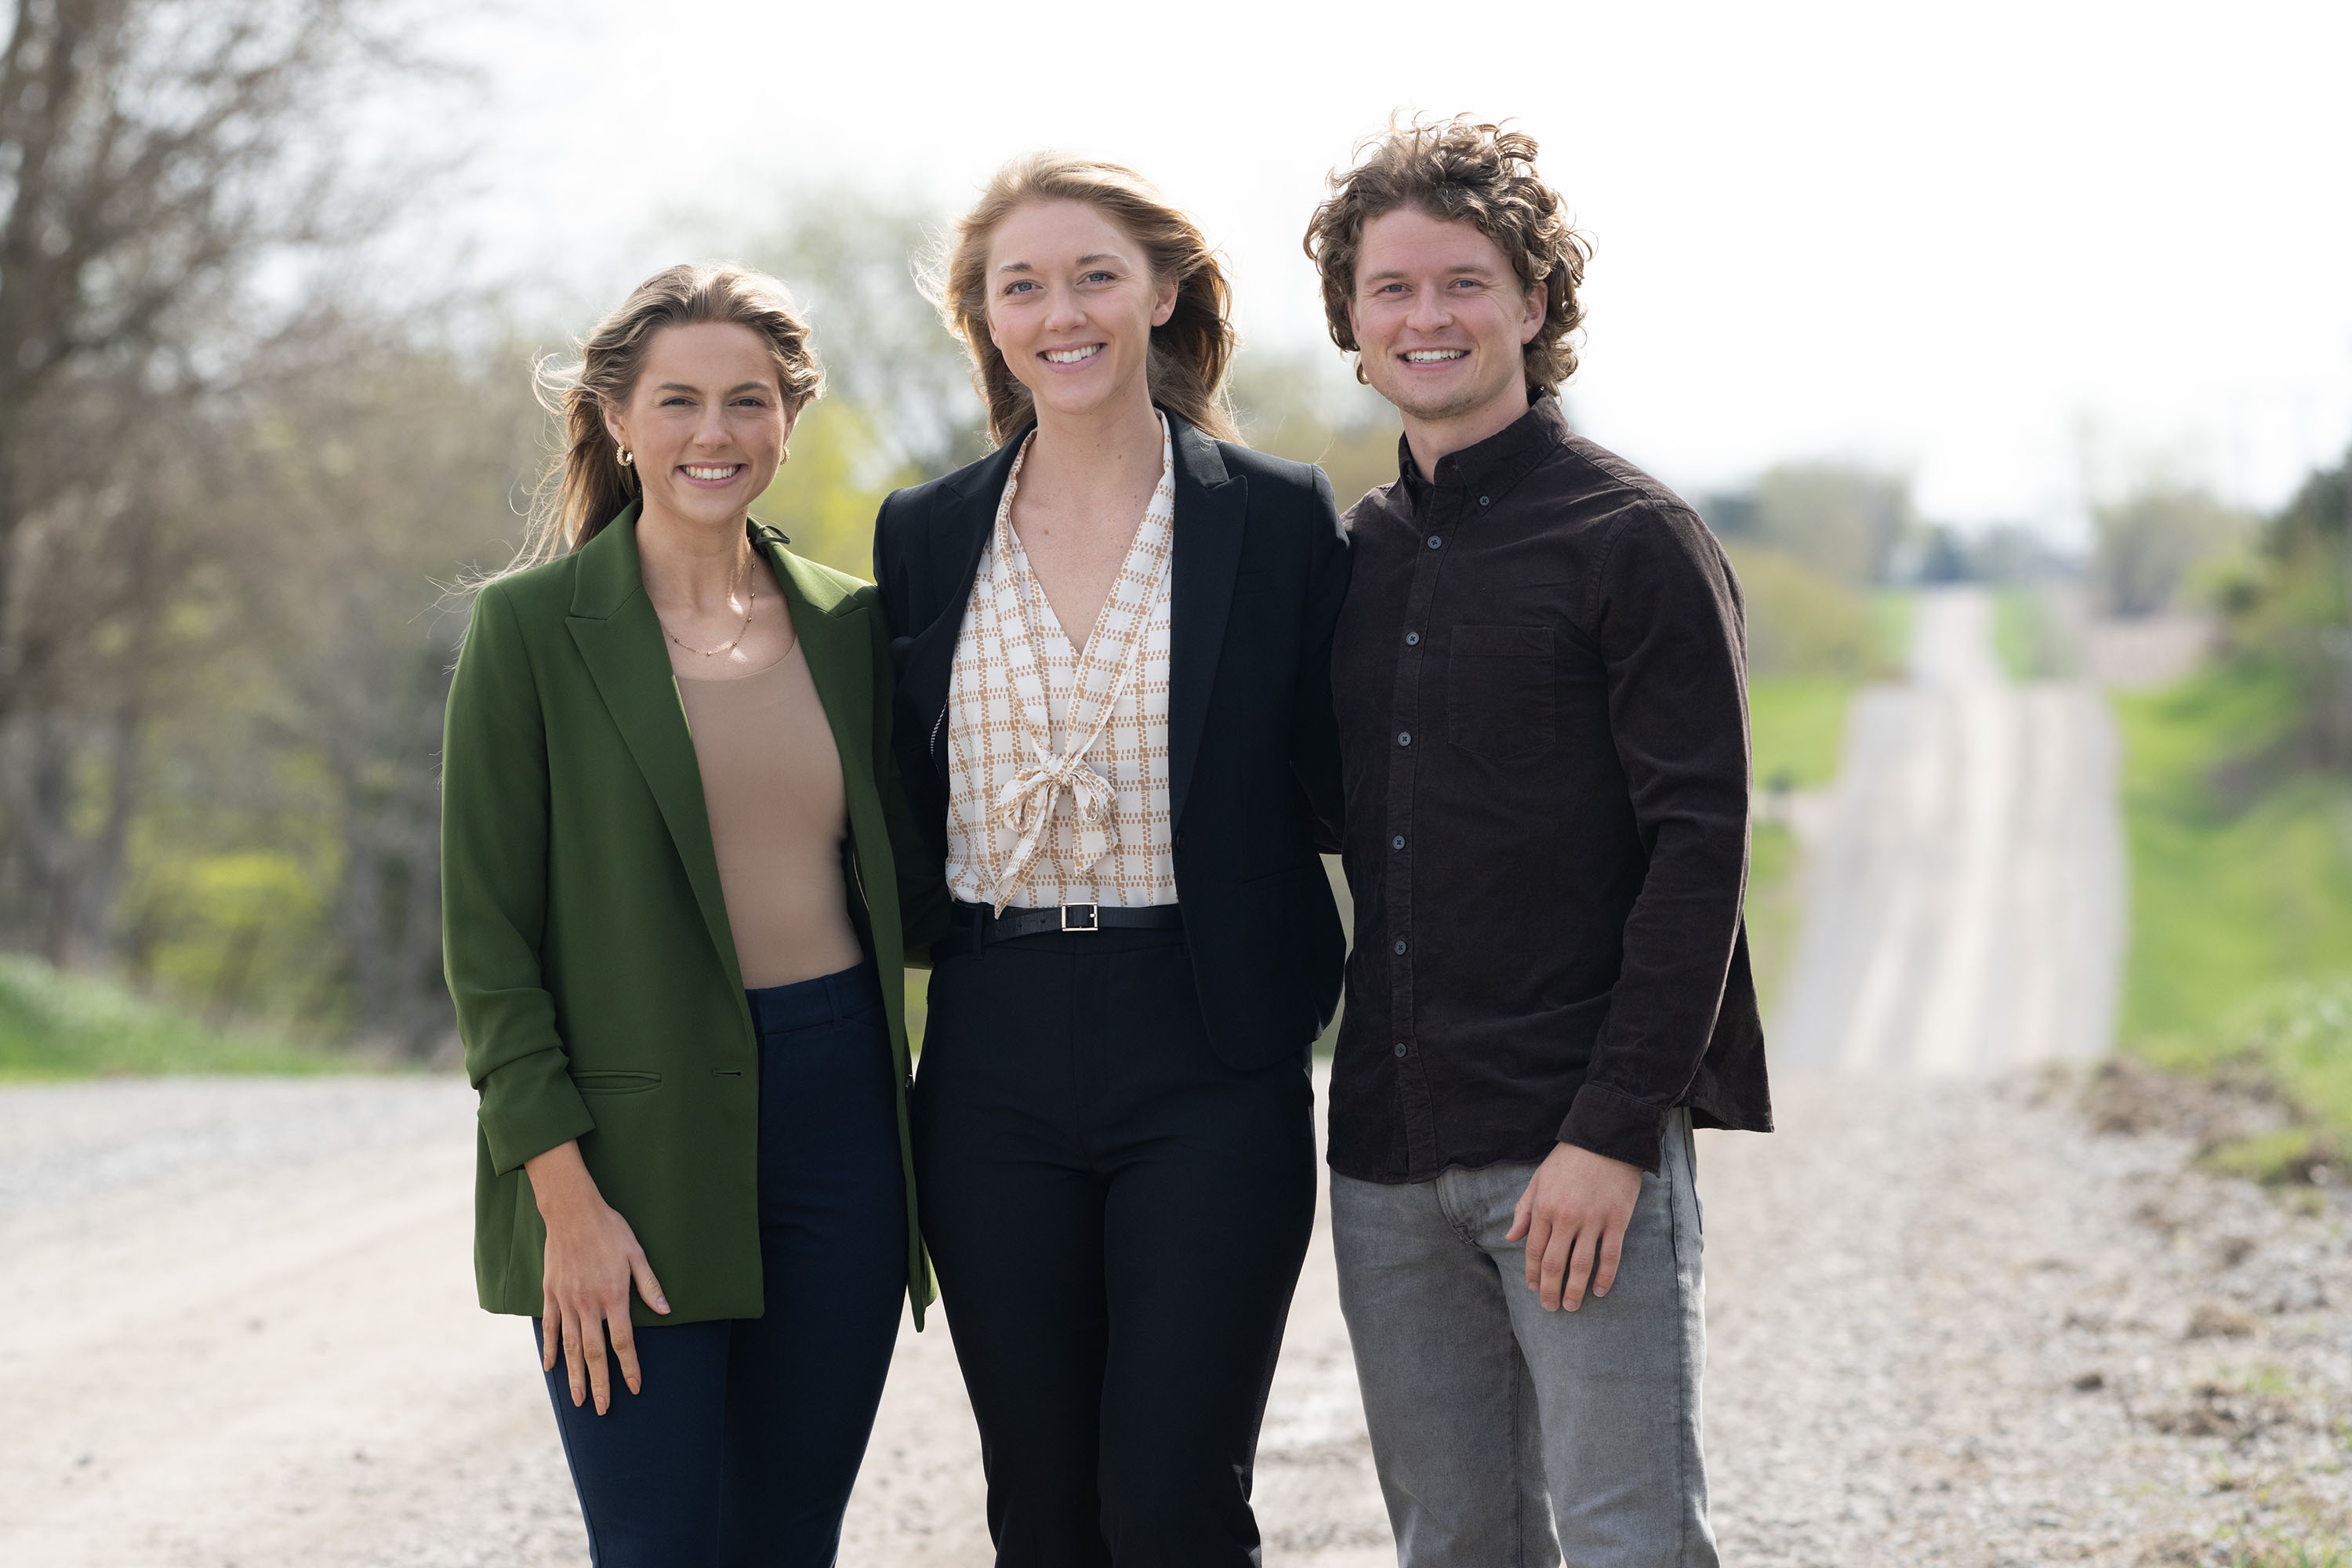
[1505,1142,1644,1312]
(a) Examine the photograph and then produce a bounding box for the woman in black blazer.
[873,154,1349,1565]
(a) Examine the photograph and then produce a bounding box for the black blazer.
[873,410,1352,1072]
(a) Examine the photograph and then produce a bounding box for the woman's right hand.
[523,1139,670,1414]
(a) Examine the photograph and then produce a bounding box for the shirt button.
[1479,495,1491,507]
[1394,1041,1410,1058]
[1426,535,1443,550]
[1392,939,1408,956]
[1392,835,1405,850]
[1405,631,1420,647]
[1397,731,1412,746]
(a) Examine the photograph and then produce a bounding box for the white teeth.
[1044,345,1102,365]
[684,465,739,481]
[1403,350,1468,362]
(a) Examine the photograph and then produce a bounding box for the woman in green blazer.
[441,263,949,1567]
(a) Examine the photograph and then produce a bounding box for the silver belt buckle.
[1060,902,1099,933]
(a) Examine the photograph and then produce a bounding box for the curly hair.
[514,263,823,571]
[1303,117,1591,396]
[927,152,1239,448]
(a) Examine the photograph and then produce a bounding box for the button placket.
[1381,485,1457,1178]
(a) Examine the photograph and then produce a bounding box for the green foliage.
[753,399,913,581]
[1712,463,1915,585]
[1229,351,1401,516]
[2117,659,2352,1056]
[0,954,328,1078]
[2090,481,2253,617]
[1726,543,1900,682]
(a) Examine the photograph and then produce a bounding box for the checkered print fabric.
[944,416,1179,914]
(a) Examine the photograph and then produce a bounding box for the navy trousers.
[537,961,906,1568]
[913,926,1318,1566]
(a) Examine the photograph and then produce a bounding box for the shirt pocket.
[1446,625,1555,760]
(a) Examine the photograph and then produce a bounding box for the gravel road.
[9,1068,2348,1566]
[11,591,2343,1565]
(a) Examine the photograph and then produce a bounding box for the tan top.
[676,641,864,989]
[944,415,1179,913]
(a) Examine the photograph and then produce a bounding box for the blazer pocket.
[571,1070,663,1095]
[1447,625,1555,760]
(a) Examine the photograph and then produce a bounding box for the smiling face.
[984,198,1178,427]
[1348,205,1546,437]
[604,321,798,532]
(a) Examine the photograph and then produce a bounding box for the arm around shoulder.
[441,582,594,1173]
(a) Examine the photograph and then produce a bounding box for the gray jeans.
[1330,1110,1717,1568]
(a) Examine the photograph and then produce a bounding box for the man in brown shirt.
[1305,119,1769,1566]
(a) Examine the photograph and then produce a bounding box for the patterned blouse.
[944,416,1178,913]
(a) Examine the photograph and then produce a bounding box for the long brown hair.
[510,263,822,575]
[930,154,1240,448]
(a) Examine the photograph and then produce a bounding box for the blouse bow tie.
[987,739,1114,913]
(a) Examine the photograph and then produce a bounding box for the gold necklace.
[662,547,756,659]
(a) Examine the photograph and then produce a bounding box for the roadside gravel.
[5,1067,2346,1566]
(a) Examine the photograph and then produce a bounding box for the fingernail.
[656,1298,669,1312]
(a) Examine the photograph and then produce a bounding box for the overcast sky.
[429,0,2351,543]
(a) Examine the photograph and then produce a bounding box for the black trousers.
[537,963,906,1567]
[913,926,1317,1567]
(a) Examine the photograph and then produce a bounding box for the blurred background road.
[1772,586,2126,1074]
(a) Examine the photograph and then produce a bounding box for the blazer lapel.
[565,506,742,991]
[764,536,873,797]
[1165,414,1247,833]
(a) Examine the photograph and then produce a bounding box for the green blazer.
[442,503,951,1327]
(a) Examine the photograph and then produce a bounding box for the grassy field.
[0,953,332,1079]
[2114,658,2352,1174]
[1744,672,1871,1011]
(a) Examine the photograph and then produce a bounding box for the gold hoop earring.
[617,447,633,467]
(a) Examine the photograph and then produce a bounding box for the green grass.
[1871,588,1916,671]
[1748,675,1858,792]
[1742,673,1864,1011]
[2115,657,2352,1178]
[2116,660,2352,1050]
[1745,820,1804,1013]
[0,954,330,1079]
[1993,585,2076,681]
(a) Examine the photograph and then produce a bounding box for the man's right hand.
[523,1139,670,1414]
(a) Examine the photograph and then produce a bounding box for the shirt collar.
[1395,392,1571,509]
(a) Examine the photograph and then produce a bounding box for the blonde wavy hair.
[511,263,822,573]
[928,153,1240,448]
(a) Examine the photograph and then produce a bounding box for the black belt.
[943,900,1184,953]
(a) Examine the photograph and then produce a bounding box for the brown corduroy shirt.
[1330,394,1772,1181]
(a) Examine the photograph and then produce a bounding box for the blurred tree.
[2089,481,2251,618]
[2223,446,2350,770]
[739,188,984,482]
[1722,543,1896,680]
[1227,350,1399,515]
[1748,463,1918,585]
